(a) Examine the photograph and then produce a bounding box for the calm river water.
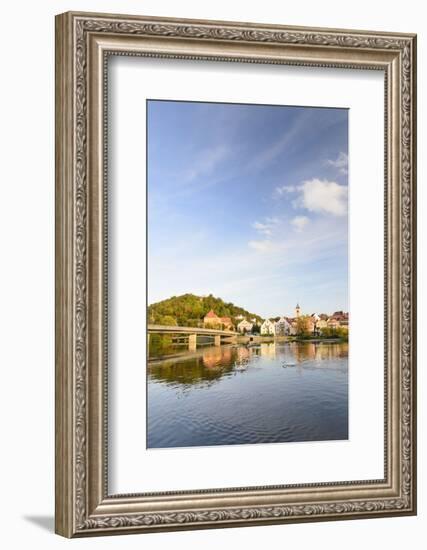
[147,341,348,448]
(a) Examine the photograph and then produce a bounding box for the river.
[147,341,348,448]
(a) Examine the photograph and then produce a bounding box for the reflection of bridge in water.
[148,324,238,351]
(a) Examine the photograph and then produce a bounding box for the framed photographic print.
[55,11,417,537]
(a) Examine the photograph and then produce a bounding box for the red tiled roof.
[331,311,349,320]
[220,317,232,323]
[331,314,347,321]
[204,310,218,319]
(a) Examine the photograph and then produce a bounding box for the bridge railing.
[147,324,239,336]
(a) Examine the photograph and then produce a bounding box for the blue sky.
[147,100,348,318]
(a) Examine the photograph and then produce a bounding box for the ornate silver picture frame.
[55,11,417,537]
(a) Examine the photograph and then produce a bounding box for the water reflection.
[147,342,348,448]
[148,342,348,386]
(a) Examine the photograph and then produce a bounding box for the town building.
[338,319,349,331]
[220,317,233,330]
[237,319,253,333]
[260,319,275,335]
[203,310,234,330]
[310,319,318,333]
[316,318,328,330]
[286,318,298,335]
[274,316,291,336]
[203,309,219,326]
[327,318,341,330]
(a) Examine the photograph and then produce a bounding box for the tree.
[158,315,177,326]
[295,315,311,337]
[148,293,262,328]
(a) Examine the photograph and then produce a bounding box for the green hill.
[148,293,262,328]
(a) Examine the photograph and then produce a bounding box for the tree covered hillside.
[148,294,262,327]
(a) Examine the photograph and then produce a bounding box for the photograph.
[147,99,349,449]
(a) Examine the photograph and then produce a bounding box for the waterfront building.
[306,318,316,334]
[339,322,349,332]
[317,319,328,330]
[274,316,291,336]
[261,319,275,335]
[282,317,297,335]
[237,319,253,333]
[327,318,340,329]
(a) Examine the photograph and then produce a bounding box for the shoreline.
[236,335,347,344]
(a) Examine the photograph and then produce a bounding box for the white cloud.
[282,178,348,217]
[326,152,348,174]
[298,178,348,216]
[252,217,279,236]
[276,178,348,217]
[291,216,309,232]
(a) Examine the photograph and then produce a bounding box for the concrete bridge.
[147,324,238,351]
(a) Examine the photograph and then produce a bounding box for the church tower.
[295,303,301,318]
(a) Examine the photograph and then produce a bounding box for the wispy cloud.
[150,214,347,317]
[291,215,309,232]
[247,217,345,259]
[275,185,297,196]
[326,152,348,174]
[248,240,277,252]
[248,111,312,172]
[252,217,280,236]
[184,145,229,182]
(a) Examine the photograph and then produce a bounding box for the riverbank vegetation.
[294,328,348,342]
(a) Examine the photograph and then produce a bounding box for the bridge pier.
[188,333,197,351]
[147,325,238,351]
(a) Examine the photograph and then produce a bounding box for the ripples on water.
[147,342,348,449]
